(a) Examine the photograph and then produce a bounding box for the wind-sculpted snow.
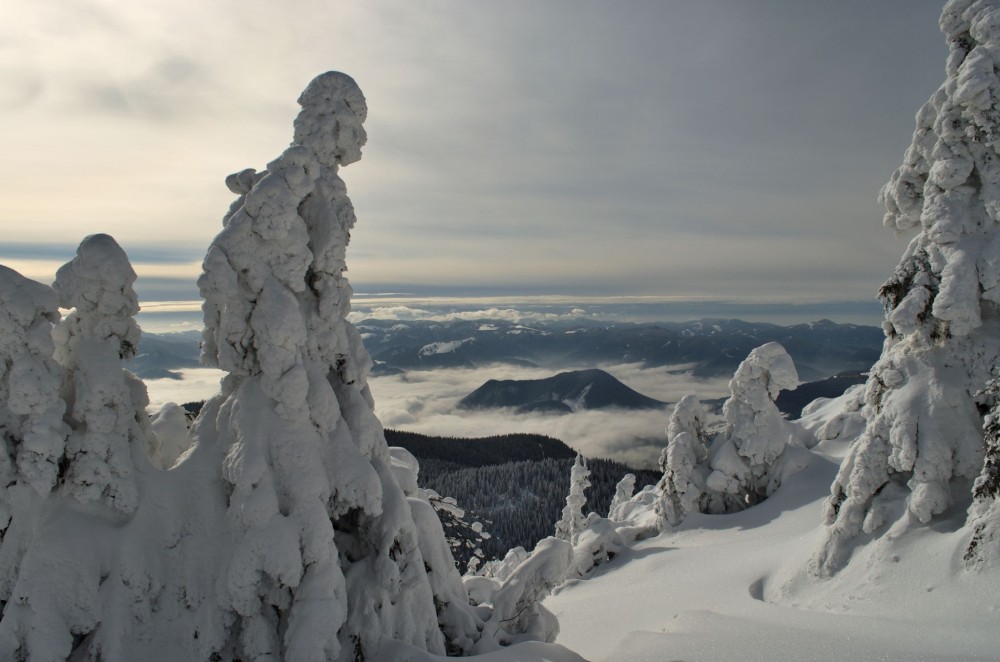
[815,0,1000,575]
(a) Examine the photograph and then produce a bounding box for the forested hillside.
[385,429,660,564]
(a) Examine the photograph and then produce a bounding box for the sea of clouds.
[369,362,729,468]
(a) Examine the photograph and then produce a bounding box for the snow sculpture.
[52,234,151,515]
[813,1,1000,576]
[655,395,712,527]
[197,71,461,659]
[555,454,591,543]
[705,342,800,511]
[0,267,65,523]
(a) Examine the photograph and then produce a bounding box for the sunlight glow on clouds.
[1,0,947,307]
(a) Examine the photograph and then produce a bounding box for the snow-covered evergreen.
[554,454,591,543]
[705,342,802,510]
[53,234,152,515]
[0,266,65,508]
[813,0,1000,576]
[195,71,470,659]
[655,394,712,527]
[0,72,523,662]
[965,377,1000,565]
[655,343,803,528]
[607,473,635,521]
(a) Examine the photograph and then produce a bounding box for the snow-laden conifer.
[966,377,1000,565]
[555,454,591,543]
[0,266,65,508]
[197,71,462,659]
[705,342,801,511]
[655,395,712,527]
[813,0,1000,576]
[52,234,152,515]
[608,473,636,521]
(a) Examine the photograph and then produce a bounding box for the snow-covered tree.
[149,402,192,469]
[705,342,800,511]
[813,1,1000,576]
[608,473,636,521]
[196,71,468,659]
[0,266,65,530]
[474,537,574,649]
[555,454,591,543]
[52,234,152,515]
[966,377,1000,565]
[655,395,712,528]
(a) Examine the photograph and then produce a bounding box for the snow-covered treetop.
[53,233,140,361]
[879,0,1000,337]
[726,342,798,414]
[293,71,368,168]
[0,266,60,356]
[667,394,709,443]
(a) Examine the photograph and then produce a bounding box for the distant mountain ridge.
[359,317,882,380]
[136,317,884,383]
[458,368,666,413]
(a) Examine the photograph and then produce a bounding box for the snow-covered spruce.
[0,266,65,512]
[653,344,802,528]
[965,377,1000,565]
[197,72,477,659]
[0,236,195,661]
[51,234,152,515]
[813,1,1000,576]
[554,454,591,543]
[654,394,712,528]
[705,342,802,511]
[608,473,636,521]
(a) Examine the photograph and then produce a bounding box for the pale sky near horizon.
[0,0,949,314]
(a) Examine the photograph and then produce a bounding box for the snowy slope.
[545,433,1000,661]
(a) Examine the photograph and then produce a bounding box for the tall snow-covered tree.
[51,234,153,515]
[0,267,65,509]
[196,71,467,659]
[813,0,1000,576]
[555,454,591,543]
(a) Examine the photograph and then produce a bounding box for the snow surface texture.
[544,401,1000,661]
[815,0,1000,575]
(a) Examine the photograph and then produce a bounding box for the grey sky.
[0,1,948,316]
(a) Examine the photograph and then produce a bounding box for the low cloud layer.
[369,363,730,469]
[145,368,225,411]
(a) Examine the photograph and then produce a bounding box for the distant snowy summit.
[458,368,667,413]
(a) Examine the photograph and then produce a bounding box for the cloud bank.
[368,363,730,469]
